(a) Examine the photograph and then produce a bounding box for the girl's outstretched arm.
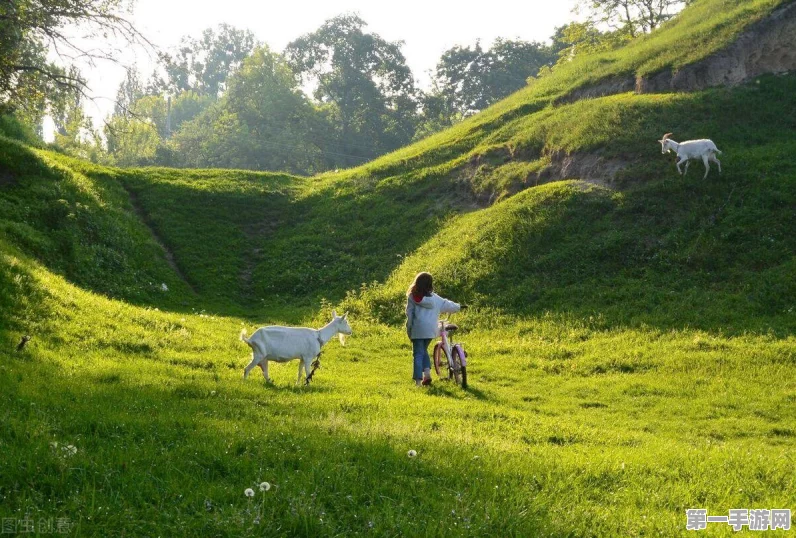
[437,295,461,314]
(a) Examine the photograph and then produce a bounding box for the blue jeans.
[412,339,432,380]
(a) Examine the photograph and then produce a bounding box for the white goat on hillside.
[240,311,352,385]
[659,133,723,179]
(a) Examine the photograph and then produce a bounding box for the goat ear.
[332,309,338,318]
[343,312,348,319]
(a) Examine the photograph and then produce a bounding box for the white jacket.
[405,293,461,340]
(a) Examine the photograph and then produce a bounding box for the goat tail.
[240,328,252,346]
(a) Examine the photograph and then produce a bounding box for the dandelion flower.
[259,481,271,492]
[407,449,417,458]
[244,488,255,497]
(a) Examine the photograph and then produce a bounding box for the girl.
[405,272,462,386]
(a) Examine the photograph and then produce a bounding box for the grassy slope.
[348,76,796,336]
[324,0,787,186]
[0,139,195,309]
[1,0,795,535]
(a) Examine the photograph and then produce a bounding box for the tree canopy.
[171,46,326,173]
[155,24,258,97]
[285,14,419,167]
[0,0,142,129]
[428,39,556,119]
[577,0,688,38]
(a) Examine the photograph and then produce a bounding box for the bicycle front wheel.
[452,346,467,388]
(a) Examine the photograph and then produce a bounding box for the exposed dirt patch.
[123,185,197,294]
[559,2,796,101]
[536,151,630,189]
[638,2,796,93]
[456,149,624,206]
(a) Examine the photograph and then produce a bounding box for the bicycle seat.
[444,323,459,332]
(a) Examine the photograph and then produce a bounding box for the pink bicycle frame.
[438,322,467,368]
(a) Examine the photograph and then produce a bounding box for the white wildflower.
[161,283,168,292]
[244,488,255,497]
[259,481,271,492]
[407,449,417,458]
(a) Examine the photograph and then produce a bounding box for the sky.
[51,0,580,134]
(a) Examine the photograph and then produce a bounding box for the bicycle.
[432,318,468,389]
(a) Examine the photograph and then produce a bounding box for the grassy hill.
[1,0,794,534]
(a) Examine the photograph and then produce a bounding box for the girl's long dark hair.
[408,272,433,297]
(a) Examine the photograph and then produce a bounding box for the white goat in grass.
[659,133,723,179]
[240,311,352,385]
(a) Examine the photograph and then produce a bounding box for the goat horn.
[662,132,673,140]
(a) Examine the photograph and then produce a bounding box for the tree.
[104,114,160,167]
[547,21,629,66]
[285,14,419,167]
[223,47,326,172]
[114,67,145,117]
[169,91,214,134]
[168,106,252,169]
[577,0,687,38]
[51,81,103,161]
[0,0,144,128]
[486,39,556,95]
[156,24,258,97]
[431,42,486,117]
[170,46,327,173]
[424,39,556,127]
[414,86,463,141]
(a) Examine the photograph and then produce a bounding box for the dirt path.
[122,184,198,295]
[239,218,282,295]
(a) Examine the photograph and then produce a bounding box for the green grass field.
[1,0,795,534]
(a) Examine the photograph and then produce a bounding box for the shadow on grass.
[0,356,553,537]
[462,385,491,401]
[426,381,493,402]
